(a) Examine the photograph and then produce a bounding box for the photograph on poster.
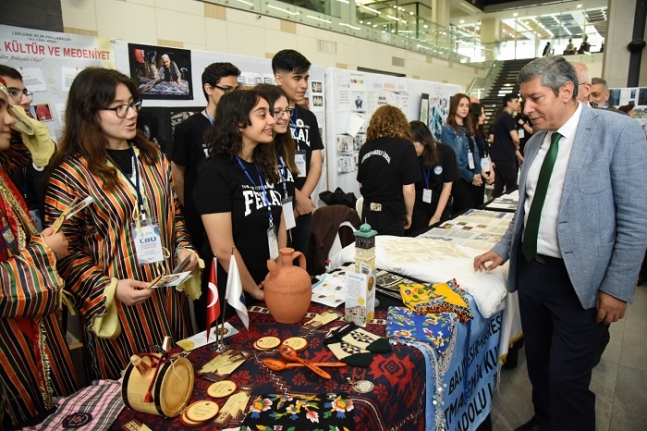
[137,108,167,153]
[33,104,53,122]
[128,43,192,100]
[170,109,202,141]
[311,81,323,93]
[313,95,323,107]
[639,88,647,106]
[355,95,363,109]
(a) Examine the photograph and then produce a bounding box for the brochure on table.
[324,68,461,198]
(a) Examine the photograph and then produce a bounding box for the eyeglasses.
[213,84,236,94]
[8,88,33,103]
[273,108,294,118]
[103,100,142,118]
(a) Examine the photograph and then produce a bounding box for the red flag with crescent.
[206,257,220,342]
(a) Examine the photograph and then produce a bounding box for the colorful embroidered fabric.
[386,306,457,372]
[241,392,355,431]
[399,279,473,322]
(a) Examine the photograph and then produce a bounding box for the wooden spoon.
[279,345,331,379]
[262,358,346,371]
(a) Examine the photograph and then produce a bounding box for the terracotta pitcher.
[263,248,312,324]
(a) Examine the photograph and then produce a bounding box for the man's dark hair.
[0,65,23,81]
[271,50,311,75]
[201,62,241,101]
[502,93,518,106]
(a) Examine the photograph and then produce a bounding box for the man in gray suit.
[474,56,647,431]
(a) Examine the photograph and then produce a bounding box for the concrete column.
[431,0,450,28]
[602,0,642,87]
[481,17,500,61]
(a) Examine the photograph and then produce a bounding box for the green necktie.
[522,132,562,260]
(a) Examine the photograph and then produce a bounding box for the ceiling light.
[307,15,332,23]
[577,4,582,7]
[361,5,381,15]
[339,23,360,30]
[460,19,465,24]
[236,0,253,5]
[513,13,518,17]
[423,24,429,29]
[410,11,414,15]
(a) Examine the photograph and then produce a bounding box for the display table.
[111,295,501,431]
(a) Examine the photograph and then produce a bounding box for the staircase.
[479,58,534,130]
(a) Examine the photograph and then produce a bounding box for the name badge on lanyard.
[282,197,296,230]
[132,217,165,265]
[237,157,279,260]
[295,151,307,178]
[518,128,525,139]
[467,151,475,170]
[481,157,491,172]
[422,168,433,203]
[122,149,164,265]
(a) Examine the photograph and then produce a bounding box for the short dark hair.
[502,93,519,106]
[201,62,241,101]
[271,50,311,75]
[0,65,23,81]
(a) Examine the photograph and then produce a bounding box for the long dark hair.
[410,121,440,169]
[446,93,476,136]
[470,102,486,138]
[254,84,299,175]
[50,67,158,192]
[204,89,279,183]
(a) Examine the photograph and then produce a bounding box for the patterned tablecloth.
[110,303,427,430]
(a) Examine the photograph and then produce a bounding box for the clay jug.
[264,248,312,324]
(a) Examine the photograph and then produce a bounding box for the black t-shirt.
[289,106,324,192]
[276,142,296,201]
[193,154,283,284]
[171,112,211,250]
[490,110,517,162]
[414,142,460,211]
[357,137,421,218]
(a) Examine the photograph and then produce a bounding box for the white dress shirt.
[523,102,583,258]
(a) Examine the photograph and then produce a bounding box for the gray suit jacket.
[492,104,647,309]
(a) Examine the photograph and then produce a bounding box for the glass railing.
[202,0,488,67]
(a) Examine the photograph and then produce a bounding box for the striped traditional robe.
[0,168,78,426]
[45,146,194,381]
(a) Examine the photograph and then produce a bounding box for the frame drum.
[121,355,194,417]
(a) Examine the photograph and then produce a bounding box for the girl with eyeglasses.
[0,77,78,428]
[254,84,300,236]
[45,68,200,381]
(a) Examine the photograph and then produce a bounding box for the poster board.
[0,25,116,141]
[324,68,461,198]
[608,86,647,139]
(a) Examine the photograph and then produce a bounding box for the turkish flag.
[206,257,220,342]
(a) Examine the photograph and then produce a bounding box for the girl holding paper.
[45,68,199,381]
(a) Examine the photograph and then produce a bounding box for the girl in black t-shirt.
[470,103,495,207]
[407,121,460,236]
[195,90,287,308]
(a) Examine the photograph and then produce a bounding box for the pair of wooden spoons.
[261,345,345,379]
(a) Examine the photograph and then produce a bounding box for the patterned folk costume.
[45,146,200,381]
[0,167,78,426]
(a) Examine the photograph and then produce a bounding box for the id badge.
[29,209,43,232]
[467,152,475,170]
[132,218,165,265]
[267,226,279,260]
[282,197,296,230]
[518,128,525,139]
[481,157,491,172]
[295,151,307,178]
[422,188,432,204]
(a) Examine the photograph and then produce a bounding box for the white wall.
[60,0,486,89]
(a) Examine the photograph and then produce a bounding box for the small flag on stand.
[225,254,249,330]
[206,257,220,342]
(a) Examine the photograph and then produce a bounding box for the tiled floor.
[491,285,647,431]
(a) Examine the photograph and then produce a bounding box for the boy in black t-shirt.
[171,62,240,253]
[171,62,240,330]
[272,50,324,256]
